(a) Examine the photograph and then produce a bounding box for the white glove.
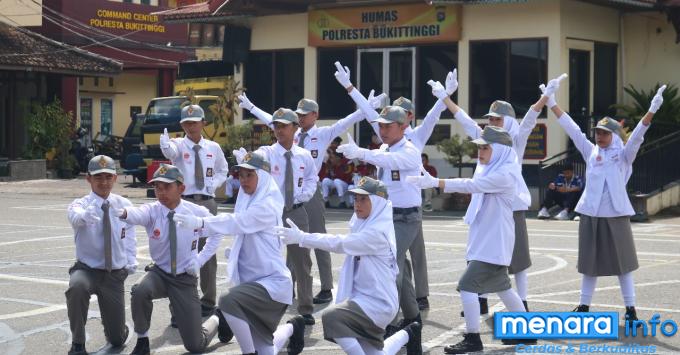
[336,133,366,160]
[173,213,204,230]
[405,167,439,189]
[238,93,254,111]
[539,84,557,108]
[125,264,137,275]
[79,205,101,225]
[445,68,458,95]
[542,73,568,98]
[427,80,448,100]
[232,147,248,164]
[367,90,388,110]
[648,85,666,114]
[160,128,170,149]
[274,218,305,245]
[186,257,200,277]
[113,208,126,219]
[334,61,352,89]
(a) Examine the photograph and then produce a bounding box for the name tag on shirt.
[206,167,214,177]
[191,239,197,251]
[311,150,318,159]
[121,228,126,239]
[391,170,400,181]
[298,177,303,187]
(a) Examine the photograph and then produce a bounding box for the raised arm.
[623,85,665,164]
[443,172,514,194]
[159,128,180,160]
[410,99,447,149]
[298,229,390,256]
[238,93,273,128]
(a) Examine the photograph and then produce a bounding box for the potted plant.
[436,134,477,210]
[24,98,77,178]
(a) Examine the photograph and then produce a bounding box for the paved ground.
[1,176,680,354]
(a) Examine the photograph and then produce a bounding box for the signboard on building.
[309,4,461,47]
[524,124,547,160]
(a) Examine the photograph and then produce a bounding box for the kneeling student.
[115,164,222,355]
[276,177,422,355]
[174,152,306,355]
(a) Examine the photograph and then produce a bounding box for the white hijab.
[582,132,631,214]
[335,194,397,304]
[464,142,523,225]
[227,168,283,285]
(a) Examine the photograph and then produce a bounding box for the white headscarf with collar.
[582,131,631,214]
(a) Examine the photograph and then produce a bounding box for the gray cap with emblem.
[392,97,414,113]
[372,106,408,124]
[149,163,184,184]
[88,155,117,175]
[484,100,516,118]
[180,104,205,123]
[272,108,299,125]
[595,117,623,137]
[471,126,513,147]
[294,98,319,115]
[237,151,271,173]
[349,176,388,199]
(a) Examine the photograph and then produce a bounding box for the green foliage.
[220,119,274,166]
[436,134,476,177]
[23,98,76,171]
[208,77,245,141]
[611,83,680,124]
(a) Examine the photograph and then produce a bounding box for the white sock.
[272,323,294,353]
[497,288,526,312]
[136,331,148,338]
[252,332,276,355]
[383,329,409,355]
[335,337,364,355]
[479,294,488,299]
[618,272,636,307]
[580,275,597,305]
[358,339,385,355]
[514,270,529,300]
[460,290,481,333]
[223,311,255,353]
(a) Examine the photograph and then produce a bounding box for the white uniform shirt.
[125,200,221,274]
[161,136,228,196]
[299,228,398,328]
[254,143,318,204]
[203,207,293,305]
[370,100,447,151]
[362,137,422,208]
[444,174,516,266]
[558,113,649,217]
[252,106,365,175]
[454,108,539,211]
[68,192,136,270]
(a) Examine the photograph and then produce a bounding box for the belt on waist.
[285,203,304,211]
[182,194,214,201]
[393,206,420,215]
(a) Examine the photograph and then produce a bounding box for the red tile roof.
[155,0,229,21]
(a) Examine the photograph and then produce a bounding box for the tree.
[436,134,476,177]
[207,77,244,141]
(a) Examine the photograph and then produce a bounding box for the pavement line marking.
[529,279,680,299]
[0,305,66,320]
[527,299,680,314]
[0,227,71,235]
[0,235,71,247]
[0,273,69,286]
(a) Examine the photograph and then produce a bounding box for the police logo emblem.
[274,109,284,117]
[598,118,609,126]
[158,165,168,175]
[244,153,252,162]
[491,102,499,111]
[98,156,108,168]
[395,97,404,105]
[358,177,368,187]
[187,106,194,116]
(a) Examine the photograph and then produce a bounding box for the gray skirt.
[322,300,385,349]
[457,260,512,294]
[577,215,639,277]
[218,282,288,345]
[509,211,532,274]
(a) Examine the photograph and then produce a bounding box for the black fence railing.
[538,149,586,206]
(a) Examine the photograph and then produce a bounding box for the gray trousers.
[410,224,429,299]
[183,196,218,308]
[393,209,422,322]
[304,183,333,291]
[66,262,128,346]
[284,206,313,315]
[130,266,218,353]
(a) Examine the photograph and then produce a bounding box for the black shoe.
[396,313,422,329]
[129,337,150,355]
[417,297,430,310]
[313,289,333,304]
[502,338,537,345]
[68,343,87,355]
[170,315,177,328]
[444,333,483,354]
[301,314,315,325]
[573,304,590,312]
[384,324,400,339]
[460,297,489,317]
[523,300,529,312]
[201,304,216,317]
[287,315,305,355]
[625,306,644,330]
[403,321,422,355]
[215,309,234,343]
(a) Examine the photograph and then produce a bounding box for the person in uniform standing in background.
[233,107,319,325]
[159,104,228,319]
[116,164,223,355]
[65,155,137,355]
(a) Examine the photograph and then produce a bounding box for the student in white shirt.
[115,164,222,355]
[66,155,136,355]
[547,84,666,323]
[239,94,369,305]
[173,152,306,355]
[432,71,566,313]
[233,108,319,325]
[407,126,534,354]
[159,104,228,317]
[276,177,422,355]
